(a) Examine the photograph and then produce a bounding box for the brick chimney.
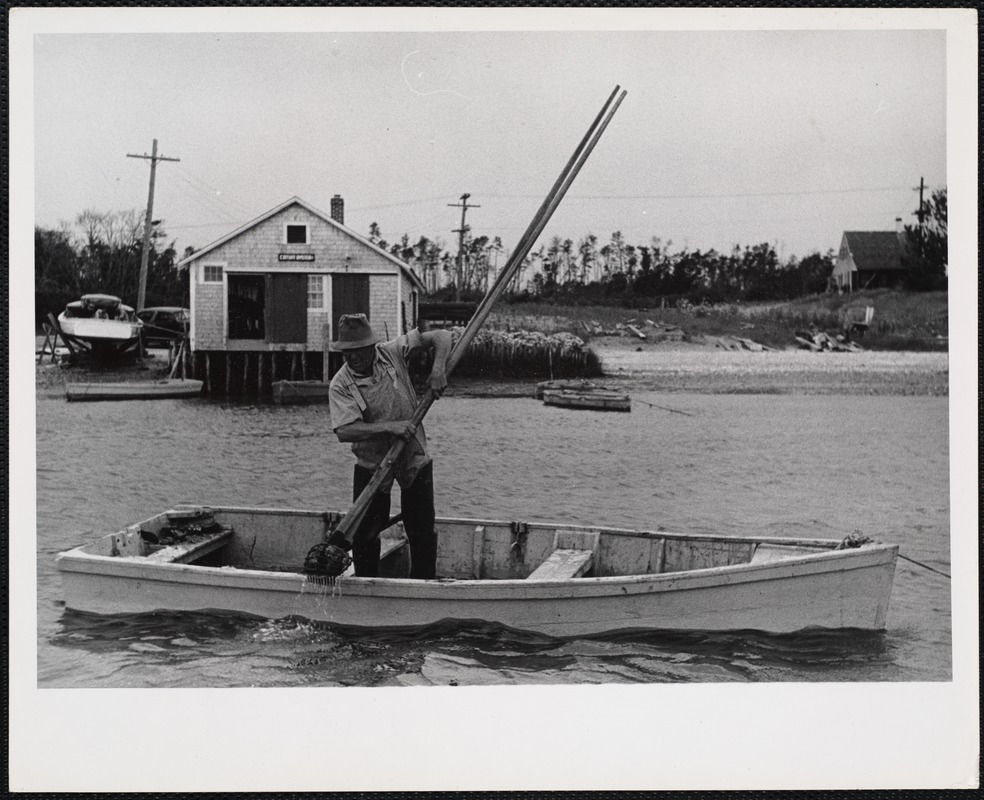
[330,195,344,225]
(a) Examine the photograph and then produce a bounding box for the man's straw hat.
[330,314,380,351]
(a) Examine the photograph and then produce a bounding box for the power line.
[349,194,460,212]
[478,186,913,201]
[155,183,914,231]
[172,163,250,210]
[163,221,236,230]
[168,173,245,224]
[171,164,254,217]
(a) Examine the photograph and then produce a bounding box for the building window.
[203,265,223,283]
[308,275,325,310]
[286,224,309,244]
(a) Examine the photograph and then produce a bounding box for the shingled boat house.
[177,196,426,398]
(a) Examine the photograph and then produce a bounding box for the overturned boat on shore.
[56,505,898,637]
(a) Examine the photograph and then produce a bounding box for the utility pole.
[448,193,480,301]
[913,176,929,227]
[911,176,931,263]
[127,139,180,311]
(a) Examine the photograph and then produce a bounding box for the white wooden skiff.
[56,505,898,636]
[65,379,204,402]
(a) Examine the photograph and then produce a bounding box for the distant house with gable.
[830,221,908,292]
[176,195,425,397]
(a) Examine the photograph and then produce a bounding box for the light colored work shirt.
[328,329,430,492]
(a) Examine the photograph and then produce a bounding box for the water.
[36,392,951,686]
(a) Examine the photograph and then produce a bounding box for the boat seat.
[143,527,234,564]
[750,543,825,564]
[527,530,599,581]
[342,531,408,577]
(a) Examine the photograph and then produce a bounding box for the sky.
[28,13,950,263]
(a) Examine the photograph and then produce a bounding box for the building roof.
[176,196,426,291]
[843,231,906,272]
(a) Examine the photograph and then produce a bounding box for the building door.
[331,274,370,335]
[265,273,308,343]
[228,274,266,339]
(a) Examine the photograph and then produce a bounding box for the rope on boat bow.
[836,532,872,549]
[635,398,696,417]
[837,532,950,579]
[897,553,951,579]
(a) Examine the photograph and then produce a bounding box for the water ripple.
[37,393,950,685]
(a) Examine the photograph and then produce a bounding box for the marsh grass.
[411,327,604,384]
[490,289,948,351]
[454,342,603,379]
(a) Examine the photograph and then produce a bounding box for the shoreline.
[35,338,949,398]
[447,338,948,397]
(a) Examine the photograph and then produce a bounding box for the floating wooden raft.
[272,380,332,405]
[542,388,631,412]
[535,379,617,400]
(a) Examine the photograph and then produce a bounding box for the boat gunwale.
[56,538,899,600]
[55,504,898,601]
[164,504,854,549]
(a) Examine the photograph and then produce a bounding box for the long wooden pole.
[319,87,627,568]
[477,85,622,311]
[448,93,626,375]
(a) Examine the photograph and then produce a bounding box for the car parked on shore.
[136,307,189,348]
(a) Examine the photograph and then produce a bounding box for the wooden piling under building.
[192,350,332,400]
[191,337,598,400]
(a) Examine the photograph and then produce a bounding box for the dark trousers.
[351,461,436,579]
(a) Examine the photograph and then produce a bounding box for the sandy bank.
[453,337,948,397]
[35,338,948,399]
[583,337,949,396]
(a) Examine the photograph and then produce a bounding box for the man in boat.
[327,314,452,579]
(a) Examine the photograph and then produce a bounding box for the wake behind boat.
[57,294,142,354]
[56,505,898,636]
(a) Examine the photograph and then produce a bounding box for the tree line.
[371,225,840,306]
[35,189,946,328]
[34,210,189,328]
[368,188,946,306]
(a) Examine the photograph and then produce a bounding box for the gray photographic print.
[10,6,977,793]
